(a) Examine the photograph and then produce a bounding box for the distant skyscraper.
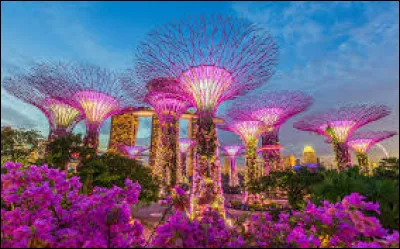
[303,145,317,165]
[223,157,230,175]
[283,154,296,169]
[295,158,301,166]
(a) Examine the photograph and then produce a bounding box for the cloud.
[231,1,399,161]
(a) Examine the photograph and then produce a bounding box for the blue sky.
[1,1,399,164]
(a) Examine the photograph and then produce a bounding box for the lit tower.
[2,66,83,140]
[145,86,192,195]
[293,104,390,170]
[121,145,149,160]
[179,138,196,183]
[221,121,265,186]
[226,91,312,174]
[31,62,145,150]
[221,145,243,187]
[303,145,317,165]
[136,14,278,217]
[347,131,397,173]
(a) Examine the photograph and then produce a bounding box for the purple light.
[347,131,397,153]
[73,90,120,124]
[145,91,191,121]
[121,145,149,159]
[179,66,233,112]
[221,145,243,157]
[179,138,196,153]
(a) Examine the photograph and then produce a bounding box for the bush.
[1,162,144,248]
[78,153,159,203]
[310,166,399,230]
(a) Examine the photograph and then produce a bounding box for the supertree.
[227,91,312,174]
[220,120,265,187]
[136,14,278,217]
[2,66,83,140]
[293,104,391,169]
[120,145,149,160]
[347,131,397,173]
[145,85,192,196]
[221,145,243,187]
[258,144,283,175]
[29,62,145,150]
[179,138,196,183]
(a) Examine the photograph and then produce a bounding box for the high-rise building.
[108,109,140,155]
[303,145,317,165]
[223,157,230,175]
[283,154,296,169]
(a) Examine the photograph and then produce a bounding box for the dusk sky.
[1,1,399,164]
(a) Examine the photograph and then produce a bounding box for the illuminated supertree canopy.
[136,14,278,217]
[120,145,149,160]
[179,138,196,183]
[145,86,192,195]
[347,131,397,171]
[227,90,313,174]
[30,61,145,149]
[2,66,83,140]
[221,120,265,187]
[293,104,391,169]
[221,145,243,187]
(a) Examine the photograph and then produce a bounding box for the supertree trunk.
[245,139,258,187]
[262,129,282,171]
[333,142,352,170]
[155,117,180,196]
[190,112,224,218]
[356,152,369,174]
[84,123,101,149]
[52,127,69,139]
[229,157,239,187]
[179,152,188,184]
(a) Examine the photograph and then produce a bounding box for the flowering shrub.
[1,162,145,248]
[150,193,399,248]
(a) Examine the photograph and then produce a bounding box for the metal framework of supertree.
[135,14,278,218]
[29,61,145,150]
[293,104,391,169]
[120,145,149,160]
[221,145,243,187]
[2,66,83,140]
[145,84,192,196]
[220,120,265,187]
[179,138,196,183]
[227,91,313,174]
[347,131,397,172]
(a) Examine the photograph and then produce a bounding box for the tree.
[1,126,44,164]
[36,133,95,174]
[78,153,159,203]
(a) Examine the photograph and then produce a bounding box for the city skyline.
[1,1,399,162]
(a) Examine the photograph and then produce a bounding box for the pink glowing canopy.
[44,98,82,128]
[293,104,391,143]
[73,90,120,124]
[136,15,279,114]
[224,121,265,143]
[121,145,149,158]
[226,91,313,128]
[347,131,397,153]
[179,65,233,112]
[221,145,243,157]
[179,138,196,153]
[145,91,192,120]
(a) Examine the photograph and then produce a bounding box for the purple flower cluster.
[150,193,399,248]
[1,162,145,248]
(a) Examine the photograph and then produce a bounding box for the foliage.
[310,166,399,230]
[1,161,145,248]
[373,165,399,181]
[250,167,324,210]
[151,192,399,248]
[78,153,159,203]
[379,157,399,167]
[1,126,44,164]
[35,133,95,172]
